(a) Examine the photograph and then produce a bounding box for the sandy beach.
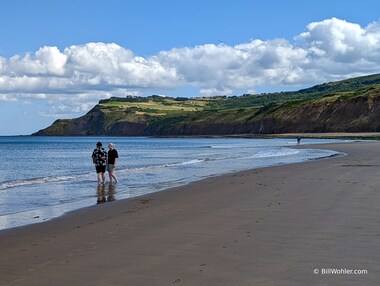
[0,141,379,285]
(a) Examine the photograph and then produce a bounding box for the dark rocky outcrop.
[33,106,106,136]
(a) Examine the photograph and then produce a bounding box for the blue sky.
[1,0,380,135]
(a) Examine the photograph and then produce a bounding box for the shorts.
[107,164,115,173]
[95,165,106,173]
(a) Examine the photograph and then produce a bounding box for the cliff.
[33,74,380,136]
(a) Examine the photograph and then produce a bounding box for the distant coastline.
[1,132,377,140]
[154,132,380,140]
[26,132,380,140]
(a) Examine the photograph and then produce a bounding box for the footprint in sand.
[139,198,153,204]
[199,263,206,272]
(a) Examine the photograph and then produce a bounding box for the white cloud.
[200,87,233,97]
[297,17,380,70]
[7,46,67,76]
[1,17,380,113]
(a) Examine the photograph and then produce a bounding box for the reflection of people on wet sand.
[96,183,107,204]
[96,183,117,204]
[107,183,116,202]
[297,136,302,145]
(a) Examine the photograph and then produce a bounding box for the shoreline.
[144,132,380,140]
[0,144,343,234]
[1,141,379,285]
[0,137,341,232]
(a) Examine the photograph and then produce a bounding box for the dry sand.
[0,141,379,286]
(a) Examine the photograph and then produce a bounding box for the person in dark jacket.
[92,142,108,184]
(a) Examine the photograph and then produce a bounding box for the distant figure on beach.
[297,137,302,145]
[92,142,108,184]
[107,143,119,183]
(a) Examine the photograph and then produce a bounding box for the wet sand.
[0,141,379,285]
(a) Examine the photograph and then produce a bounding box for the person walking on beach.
[107,143,119,183]
[92,142,108,184]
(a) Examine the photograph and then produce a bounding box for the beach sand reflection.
[96,183,117,204]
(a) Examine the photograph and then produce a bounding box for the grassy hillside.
[33,73,380,136]
[96,75,380,129]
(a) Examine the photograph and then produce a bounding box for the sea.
[0,136,349,231]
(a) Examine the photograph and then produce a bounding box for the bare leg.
[98,172,105,184]
[109,172,118,183]
[112,173,118,183]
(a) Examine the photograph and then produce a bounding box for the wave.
[248,149,300,159]
[0,149,303,191]
[121,159,207,173]
[202,145,245,149]
[0,158,207,190]
[0,174,91,191]
[164,159,205,167]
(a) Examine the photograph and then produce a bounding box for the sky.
[1,0,380,135]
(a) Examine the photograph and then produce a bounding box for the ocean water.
[0,136,346,230]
